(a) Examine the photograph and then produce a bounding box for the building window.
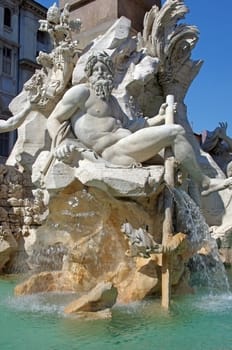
[0,132,10,157]
[4,8,11,27]
[37,30,47,44]
[2,47,12,75]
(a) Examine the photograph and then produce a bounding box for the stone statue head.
[84,52,114,78]
[47,3,60,25]
[85,52,114,99]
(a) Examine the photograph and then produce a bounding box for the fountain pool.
[0,271,231,350]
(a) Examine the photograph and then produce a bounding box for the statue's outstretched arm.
[0,102,31,133]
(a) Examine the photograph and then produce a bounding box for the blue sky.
[37,0,232,135]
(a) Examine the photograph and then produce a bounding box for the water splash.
[5,292,78,316]
[193,292,232,312]
[172,188,231,294]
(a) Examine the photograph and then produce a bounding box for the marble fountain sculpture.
[0,0,232,317]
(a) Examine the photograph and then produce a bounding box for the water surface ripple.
[0,273,231,350]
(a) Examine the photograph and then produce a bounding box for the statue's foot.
[201,177,232,196]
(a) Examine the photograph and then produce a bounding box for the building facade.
[0,0,51,161]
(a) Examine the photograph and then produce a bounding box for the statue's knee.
[171,124,185,136]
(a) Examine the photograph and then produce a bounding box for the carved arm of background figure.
[0,102,32,133]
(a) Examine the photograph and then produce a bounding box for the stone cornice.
[19,58,40,70]
[0,36,20,48]
[20,0,47,18]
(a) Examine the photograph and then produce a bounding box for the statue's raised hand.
[158,103,168,116]
[217,122,228,139]
[158,102,177,117]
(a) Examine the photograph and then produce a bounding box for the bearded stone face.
[92,78,114,100]
[88,61,114,100]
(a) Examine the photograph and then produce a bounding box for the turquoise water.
[0,272,232,350]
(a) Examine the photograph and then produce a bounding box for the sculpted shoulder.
[62,84,90,107]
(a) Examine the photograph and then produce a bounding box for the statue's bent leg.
[102,124,183,166]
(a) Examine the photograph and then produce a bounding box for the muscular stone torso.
[71,89,131,154]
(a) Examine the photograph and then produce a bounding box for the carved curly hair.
[84,51,114,77]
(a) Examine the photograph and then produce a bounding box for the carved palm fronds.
[139,0,203,97]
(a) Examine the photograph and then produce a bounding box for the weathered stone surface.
[6,111,50,171]
[0,164,50,272]
[13,182,166,302]
[12,179,207,303]
[0,231,17,271]
[14,271,78,296]
[64,281,117,314]
[116,257,159,303]
[211,224,232,265]
[44,160,77,191]
[75,160,164,197]
[219,248,232,266]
